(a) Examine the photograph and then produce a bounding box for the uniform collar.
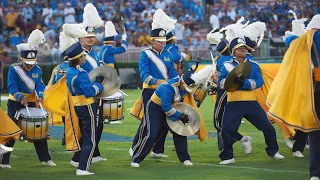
[151,48,163,55]
[82,46,92,53]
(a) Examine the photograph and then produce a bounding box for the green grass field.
[0,90,310,180]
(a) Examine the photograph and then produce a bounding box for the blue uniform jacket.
[66,66,103,97]
[152,78,187,121]
[216,55,233,72]
[52,61,69,85]
[217,58,264,90]
[81,47,100,73]
[98,41,128,66]
[164,44,183,64]
[285,30,320,67]
[139,48,179,86]
[8,63,45,101]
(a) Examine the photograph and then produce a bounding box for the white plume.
[207,27,224,44]
[243,21,266,46]
[191,65,215,86]
[151,9,177,31]
[27,29,46,50]
[223,16,248,42]
[83,3,104,28]
[288,10,307,36]
[59,32,79,53]
[306,14,320,30]
[105,21,118,37]
[62,24,87,38]
[16,43,30,52]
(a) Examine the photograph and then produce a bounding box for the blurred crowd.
[0,0,319,58]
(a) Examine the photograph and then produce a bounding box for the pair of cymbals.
[224,62,252,92]
[89,66,121,98]
[166,102,200,136]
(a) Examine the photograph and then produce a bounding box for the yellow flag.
[0,108,22,144]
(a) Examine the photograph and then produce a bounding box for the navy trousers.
[132,100,190,164]
[309,83,320,177]
[93,100,104,157]
[213,89,243,150]
[132,88,168,154]
[292,130,308,153]
[219,101,279,160]
[0,100,51,165]
[72,103,97,171]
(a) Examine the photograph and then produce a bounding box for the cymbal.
[224,62,252,92]
[166,102,200,136]
[89,66,121,98]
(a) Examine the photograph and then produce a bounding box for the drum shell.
[102,96,124,121]
[192,85,209,106]
[18,108,49,140]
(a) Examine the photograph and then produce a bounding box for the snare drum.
[102,91,125,121]
[17,108,49,140]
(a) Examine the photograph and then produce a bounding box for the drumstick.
[26,105,31,117]
[34,91,44,111]
[118,90,128,96]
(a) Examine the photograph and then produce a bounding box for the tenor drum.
[17,108,49,140]
[102,91,125,121]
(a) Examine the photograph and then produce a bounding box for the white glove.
[122,33,127,41]
[180,52,187,58]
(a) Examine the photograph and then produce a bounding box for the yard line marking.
[156,159,308,174]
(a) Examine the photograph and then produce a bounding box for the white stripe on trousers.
[214,91,227,130]
[132,91,147,152]
[133,99,151,160]
[85,104,96,171]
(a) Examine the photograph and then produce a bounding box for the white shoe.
[131,162,139,167]
[42,160,56,166]
[219,158,235,165]
[150,152,169,158]
[183,160,193,166]
[272,152,285,160]
[284,138,293,149]
[293,151,305,158]
[0,144,13,156]
[70,160,79,168]
[0,164,12,168]
[99,157,107,161]
[240,136,252,154]
[129,147,133,157]
[76,169,94,176]
[311,177,320,180]
[92,156,102,164]
[109,120,122,124]
[305,145,310,150]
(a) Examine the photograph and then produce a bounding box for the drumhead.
[104,91,124,100]
[20,107,48,117]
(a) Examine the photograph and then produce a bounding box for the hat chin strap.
[22,61,35,71]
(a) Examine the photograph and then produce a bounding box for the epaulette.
[142,47,151,52]
[34,64,43,71]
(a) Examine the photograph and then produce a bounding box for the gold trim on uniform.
[227,90,256,102]
[20,57,37,61]
[166,36,175,42]
[151,93,161,105]
[103,41,115,45]
[142,79,166,89]
[9,93,36,102]
[71,95,94,106]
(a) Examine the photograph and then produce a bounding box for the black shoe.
[62,138,65,146]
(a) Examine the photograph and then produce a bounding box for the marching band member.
[267,14,320,180]
[164,31,185,68]
[129,9,179,158]
[80,3,106,163]
[79,3,103,73]
[131,66,214,167]
[207,28,252,152]
[0,29,55,168]
[98,21,128,68]
[64,36,104,175]
[218,37,284,165]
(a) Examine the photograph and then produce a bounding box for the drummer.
[131,66,214,167]
[1,30,55,168]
